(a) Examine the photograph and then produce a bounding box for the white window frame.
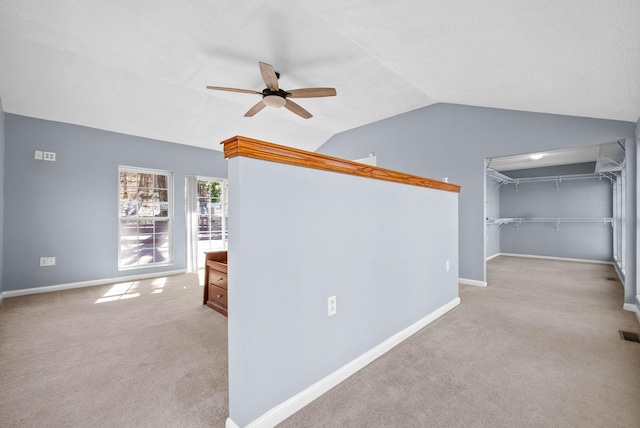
[118,166,173,270]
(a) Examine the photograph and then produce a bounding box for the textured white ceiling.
[0,1,638,152]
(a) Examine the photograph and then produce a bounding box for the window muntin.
[119,168,172,269]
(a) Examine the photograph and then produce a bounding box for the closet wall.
[498,167,613,261]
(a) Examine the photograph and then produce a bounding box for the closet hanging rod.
[486,217,613,226]
[510,217,612,223]
[512,173,604,184]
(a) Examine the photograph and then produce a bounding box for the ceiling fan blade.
[259,62,279,91]
[206,86,261,95]
[287,88,337,98]
[284,99,312,119]
[244,101,266,117]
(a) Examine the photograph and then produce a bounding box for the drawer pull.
[218,277,224,281]
[217,294,223,298]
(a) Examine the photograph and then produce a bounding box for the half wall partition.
[222,136,461,427]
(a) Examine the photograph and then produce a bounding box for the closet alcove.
[485,141,626,270]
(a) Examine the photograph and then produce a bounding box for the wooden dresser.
[203,251,228,317]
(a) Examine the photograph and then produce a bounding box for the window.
[197,178,228,252]
[119,167,172,269]
[185,176,228,271]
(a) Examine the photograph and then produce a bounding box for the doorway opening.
[484,140,625,277]
[186,176,228,272]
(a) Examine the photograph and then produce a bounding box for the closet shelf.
[486,218,515,226]
[486,217,613,231]
[486,168,615,191]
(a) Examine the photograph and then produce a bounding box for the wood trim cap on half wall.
[221,135,461,193]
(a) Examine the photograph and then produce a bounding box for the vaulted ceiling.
[1,1,638,152]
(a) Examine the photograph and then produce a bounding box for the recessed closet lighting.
[530,153,544,160]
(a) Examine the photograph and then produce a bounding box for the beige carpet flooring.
[0,273,228,427]
[278,257,640,427]
[1,257,639,427]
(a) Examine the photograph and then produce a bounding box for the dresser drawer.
[208,284,227,307]
[209,269,228,289]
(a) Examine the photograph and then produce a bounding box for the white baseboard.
[613,262,625,285]
[497,253,613,265]
[227,296,461,428]
[1,269,187,299]
[226,419,240,428]
[485,253,501,261]
[0,292,4,304]
[459,278,487,287]
[623,303,640,323]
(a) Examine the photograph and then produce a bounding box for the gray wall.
[3,114,227,291]
[499,176,613,261]
[227,156,459,426]
[485,175,500,258]
[502,162,596,179]
[316,103,636,301]
[0,98,4,295]
[637,119,640,310]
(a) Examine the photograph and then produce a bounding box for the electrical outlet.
[35,150,43,160]
[327,295,337,316]
[446,260,450,272]
[40,257,56,266]
[43,151,56,161]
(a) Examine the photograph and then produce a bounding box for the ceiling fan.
[206,62,336,119]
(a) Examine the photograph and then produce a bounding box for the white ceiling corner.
[0,0,638,152]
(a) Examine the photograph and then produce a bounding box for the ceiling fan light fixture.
[263,95,286,108]
[206,62,335,118]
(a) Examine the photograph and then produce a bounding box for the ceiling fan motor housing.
[262,89,289,107]
[262,88,290,97]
